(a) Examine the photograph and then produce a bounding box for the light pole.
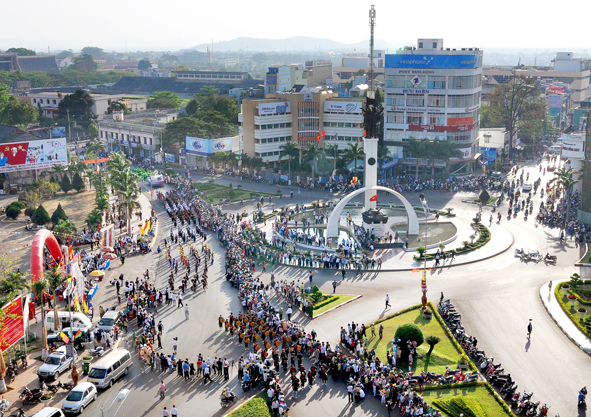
[419,193,430,309]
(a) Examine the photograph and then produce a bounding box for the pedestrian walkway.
[540,280,591,355]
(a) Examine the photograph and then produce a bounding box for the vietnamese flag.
[369,194,378,202]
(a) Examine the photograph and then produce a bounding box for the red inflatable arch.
[30,229,63,282]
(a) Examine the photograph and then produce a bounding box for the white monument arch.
[325,137,420,238]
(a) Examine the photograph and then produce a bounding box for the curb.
[222,389,264,417]
[311,295,362,319]
[267,228,514,273]
[538,281,591,357]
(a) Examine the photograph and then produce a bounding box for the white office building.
[384,39,483,173]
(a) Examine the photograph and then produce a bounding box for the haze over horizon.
[1,0,589,53]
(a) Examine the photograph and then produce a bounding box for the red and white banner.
[1,296,25,352]
[0,139,67,173]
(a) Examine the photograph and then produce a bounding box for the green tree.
[0,84,10,108]
[426,335,441,355]
[52,219,77,235]
[550,167,580,229]
[0,96,38,126]
[32,204,51,225]
[303,144,322,181]
[58,89,96,124]
[162,117,206,152]
[6,47,36,56]
[50,203,68,224]
[70,54,98,72]
[105,100,129,115]
[0,268,30,308]
[85,208,103,230]
[80,47,105,58]
[31,279,49,354]
[86,138,106,155]
[71,172,85,192]
[487,74,547,160]
[45,264,67,331]
[138,59,152,70]
[280,141,298,181]
[342,142,365,178]
[403,138,427,179]
[5,205,21,220]
[395,323,424,360]
[118,185,141,235]
[147,91,180,109]
[60,173,72,194]
[87,122,98,138]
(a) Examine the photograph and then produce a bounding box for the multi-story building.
[264,64,334,95]
[383,39,483,173]
[97,109,178,161]
[27,92,129,120]
[174,70,250,83]
[239,92,364,166]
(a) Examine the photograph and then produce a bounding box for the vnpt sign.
[385,54,481,69]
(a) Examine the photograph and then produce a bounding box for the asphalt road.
[81,163,589,417]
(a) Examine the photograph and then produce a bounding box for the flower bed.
[555,282,591,337]
[414,223,491,261]
[229,392,272,417]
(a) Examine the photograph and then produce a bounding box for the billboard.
[324,101,363,114]
[548,93,563,109]
[258,102,291,116]
[165,153,175,163]
[0,138,67,173]
[448,116,473,126]
[385,54,482,69]
[449,147,472,162]
[185,137,233,155]
[52,127,66,138]
[408,123,476,132]
[480,147,497,163]
[1,296,24,352]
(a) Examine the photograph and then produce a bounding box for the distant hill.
[186,36,402,53]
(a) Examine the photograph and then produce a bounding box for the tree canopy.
[58,89,96,124]
[147,91,180,109]
[0,96,38,126]
[6,47,36,56]
[70,54,98,72]
[138,59,152,70]
[80,47,105,58]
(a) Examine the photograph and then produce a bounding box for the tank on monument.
[362,208,389,237]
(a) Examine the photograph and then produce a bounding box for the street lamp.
[102,388,130,417]
[419,193,430,309]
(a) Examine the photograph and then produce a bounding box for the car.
[31,407,66,417]
[96,310,122,333]
[522,184,532,192]
[47,327,93,350]
[61,382,97,414]
[491,171,502,180]
[37,347,77,381]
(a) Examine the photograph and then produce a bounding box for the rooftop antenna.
[368,5,376,99]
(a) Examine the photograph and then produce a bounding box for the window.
[149,138,153,145]
[387,75,407,88]
[418,41,423,48]
[100,131,104,138]
[427,76,446,89]
[386,113,405,124]
[406,113,422,125]
[33,99,37,103]
[386,94,405,106]
[427,95,445,107]
[406,94,425,107]
[429,115,445,125]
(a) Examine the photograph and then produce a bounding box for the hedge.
[312,295,339,310]
[555,283,591,338]
[415,224,491,261]
[417,381,484,392]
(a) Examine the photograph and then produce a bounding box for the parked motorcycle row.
[5,354,27,383]
[438,300,557,417]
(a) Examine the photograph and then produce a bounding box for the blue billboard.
[385,54,481,69]
[52,127,66,138]
[480,147,497,163]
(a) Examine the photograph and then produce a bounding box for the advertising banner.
[0,138,67,173]
[385,54,481,69]
[258,102,291,116]
[408,123,476,132]
[323,101,363,114]
[1,296,24,352]
[449,147,472,162]
[448,116,473,126]
[548,93,563,109]
[100,224,114,248]
[185,137,233,155]
[165,153,175,163]
[82,157,110,164]
[52,127,66,138]
[480,147,497,163]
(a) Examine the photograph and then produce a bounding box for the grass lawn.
[313,295,356,316]
[581,244,591,263]
[555,283,591,338]
[422,385,512,417]
[193,182,279,205]
[229,392,271,417]
[368,306,462,374]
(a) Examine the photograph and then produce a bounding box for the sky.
[1,0,589,53]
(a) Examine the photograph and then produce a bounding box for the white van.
[45,312,92,332]
[88,349,132,389]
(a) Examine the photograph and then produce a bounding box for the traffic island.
[422,383,514,417]
[225,392,272,417]
[555,278,591,338]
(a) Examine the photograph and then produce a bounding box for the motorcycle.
[536,404,549,416]
[511,392,521,408]
[19,386,43,405]
[7,408,26,417]
[42,381,60,394]
[19,354,27,369]
[89,346,105,357]
[0,399,9,417]
[57,380,74,391]
[579,386,587,406]
[220,389,237,407]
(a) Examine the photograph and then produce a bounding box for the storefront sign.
[449,147,472,162]
[408,123,476,132]
[258,102,291,116]
[324,101,363,114]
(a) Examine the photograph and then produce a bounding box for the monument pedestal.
[362,208,388,238]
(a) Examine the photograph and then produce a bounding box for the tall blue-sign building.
[384,39,483,174]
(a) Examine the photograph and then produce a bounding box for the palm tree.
[325,144,340,175]
[86,139,106,155]
[249,157,264,176]
[342,142,365,178]
[303,144,322,182]
[118,185,141,235]
[107,152,131,181]
[403,138,427,179]
[31,279,49,357]
[550,167,580,229]
[424,140,445,178]
[441,141,464,174]
[280,141,298,181]
[45,264,67,332]
[0,270,30,308]
[86,208,103,230]
[52,164,66,181]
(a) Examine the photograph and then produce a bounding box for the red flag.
[369,194,378,202]
[321,131,325,137]
[317,133,320,142]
